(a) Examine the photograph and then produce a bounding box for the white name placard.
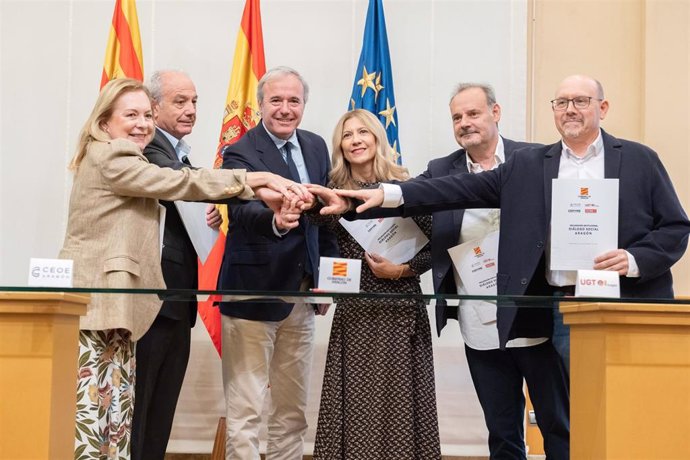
[574,269,620,298]
[317,257,361,293]
[28,258,73,287]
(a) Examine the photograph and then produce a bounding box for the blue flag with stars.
[350,0,401,164]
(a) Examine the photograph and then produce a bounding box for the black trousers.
[131,313,191,460]
[465,340,570,460]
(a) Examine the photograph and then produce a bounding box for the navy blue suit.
[397,130,690,347]
[418,138,570,459]
[218,122,338,319]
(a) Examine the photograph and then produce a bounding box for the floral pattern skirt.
[74,329,135,460]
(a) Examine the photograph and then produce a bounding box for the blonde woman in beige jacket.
[60,78,305,459]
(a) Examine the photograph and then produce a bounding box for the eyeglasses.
[550,96,602,111]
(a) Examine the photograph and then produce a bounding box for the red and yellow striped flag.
[100,0,144,88]
[198,0,266,356]
[332,262,348,277]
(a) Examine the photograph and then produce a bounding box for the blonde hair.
[69,78,151,171]
[329,109,408,189]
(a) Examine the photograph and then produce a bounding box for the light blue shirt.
[263,122,311,184]
[262,122,311,236]
[158,128,191,163]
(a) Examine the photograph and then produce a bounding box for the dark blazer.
[398,130,690,347]
[218,122,339,321]
[419,137,537,336]
[143,128,198,326]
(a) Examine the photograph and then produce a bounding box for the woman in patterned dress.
[61,78,302,459]
[309,109,441,459]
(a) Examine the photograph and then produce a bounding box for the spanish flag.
[100,0,144,88]
[197,0,266,355]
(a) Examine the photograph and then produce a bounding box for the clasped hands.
[266,183,388,230]
[246,170,387,223]
[267,184,408,280]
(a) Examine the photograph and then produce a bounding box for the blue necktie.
[283,142,313,276]
[283,142,301,183]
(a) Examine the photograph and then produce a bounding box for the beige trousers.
[221,304,315,460]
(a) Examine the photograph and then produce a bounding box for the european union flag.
[349,0,401,164]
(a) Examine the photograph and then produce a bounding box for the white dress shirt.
[546,130,639,286]
[450,139,547,349]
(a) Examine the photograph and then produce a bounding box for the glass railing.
[3,285,688,459]
[2,286,689,305]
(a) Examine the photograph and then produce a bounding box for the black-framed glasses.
[550,96,602,111]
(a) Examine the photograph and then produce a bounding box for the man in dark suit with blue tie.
[132,70,222,460]
[217,66,338,460]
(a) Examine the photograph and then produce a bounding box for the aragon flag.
[197,0,266,356]
[100,0,144,88]
[349,0,402,164]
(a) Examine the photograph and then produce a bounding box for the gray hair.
[450,83,497,106]
[257,66,309,104]
[148,70,190,103]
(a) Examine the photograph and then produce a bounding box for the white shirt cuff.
[625,250,640,277]
[379,183,404,208]
[272,215,289,237]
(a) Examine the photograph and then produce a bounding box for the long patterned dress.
[312,182,441,460]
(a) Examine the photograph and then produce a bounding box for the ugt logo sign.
[579,278,608,286]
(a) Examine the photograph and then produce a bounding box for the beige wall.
[529,0,690,295]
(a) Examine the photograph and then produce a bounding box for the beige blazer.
[59,139,253,340]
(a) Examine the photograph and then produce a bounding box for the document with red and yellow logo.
[338,216,428,265]
[447,231,499,324]
[317,257,362,293]
[550,178,619,270]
